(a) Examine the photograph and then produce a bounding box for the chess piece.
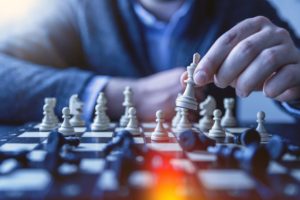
[234,128,261,146]
[69,94,85,127]
[256,111,269,142]
[178,129,216,152]
[91,93,110,131]
[198,95,216,132]
[221,98,237,127]
[45,97,59,125]
[58,107,75,136]
[208,109,226,138]
[125,107,141,135]
[120,86,134,127]
[175,108,192,134]
[176,53,200,110]
[172,94,182,128]
[40,104,57,131]
[47,131,80,153]
[151,110,169,141]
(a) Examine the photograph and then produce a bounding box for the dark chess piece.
[0,150,29,167]
[234,128,261,146]
[47,131,80,153]
[102,130,133,156]
[178,129,216,151]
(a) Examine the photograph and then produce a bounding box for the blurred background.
[0,0,299,123]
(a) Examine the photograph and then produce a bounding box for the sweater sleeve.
[0,1,98,123]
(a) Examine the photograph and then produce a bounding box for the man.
[0,0,299,123]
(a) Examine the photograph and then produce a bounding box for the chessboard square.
[82,132,113,138]
[18,132,50,138]
[187,152,217,162]
[144,132,174,138]
[146,143,182,151]
[74,127,87,133]
[198,170,255,190]
[170,159,196,173]
[0,143,38,151]
[80,158,105,173]
[9,137,46,144]
[0,169,51,191]
[75,143,106,152]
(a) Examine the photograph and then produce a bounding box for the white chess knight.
[175,108,192,135]
[91,92,110,131]
[198,95,216,132]
[151,110,169,141]
[125,107,141,135]
[39,104,56,131]
[256,111,270,142]
[208,109,226,138]
[69,94,85,127]
[176,53,200,111]
[221,98,237,127]
[120,86,134,127]
[58,107,75,136]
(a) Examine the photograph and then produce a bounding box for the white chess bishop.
[198,95,216,132]
[69,94,85,127]
[256,111,270,142]
[151,110,169,141]
[39,104,56,131]
[120,86,134,127]
[176,53,200,111]
[208,109,226,138]
[221,98,237,127]
[91,92,110,131]
[125,107,141,135]
[58,107,75,136]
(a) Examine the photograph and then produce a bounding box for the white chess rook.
[221,98,237,127]
[151,110,169,141]
[39,104,56,131]
[176,53,200,111]
[125,107,141,135]
[208,109,226,138]
[58,107,75,136]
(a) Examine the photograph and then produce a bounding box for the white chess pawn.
[39,104,56,131]
[198,95,216,132]
[175,108,192,135]
[208,109,226,138]
[221,98,237,127]
[120,86,134,127]
[151,110,169,141]
[176,53,200,111]
[58,107,75,136]
[125,107,141,135]
[256,111,269,142]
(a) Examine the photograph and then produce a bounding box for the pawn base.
[58,127,75,136]
[91,123,109,131]
[125,127,141,136]
[208,129,226,138]
[151,132,169,142]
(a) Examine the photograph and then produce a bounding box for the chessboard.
[0,121,300,200]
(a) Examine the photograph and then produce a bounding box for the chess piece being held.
[198,95,216,132]
[151,110,169,142]
[176,53,200,110]
[221,98,237,127]
[58,107,75,136]
[208,109,226,138]
[69,94,85,127]
[256,111,270,142]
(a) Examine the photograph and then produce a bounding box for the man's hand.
[193,16,300,102]
[105,67,186,121]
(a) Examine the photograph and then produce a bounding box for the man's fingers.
[180,71,188,87]
[215,27,284,88]
[273,86,300,102]
[263,64,300,99]
[194,16,272,86]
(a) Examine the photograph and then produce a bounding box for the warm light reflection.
[0,0,39,23]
